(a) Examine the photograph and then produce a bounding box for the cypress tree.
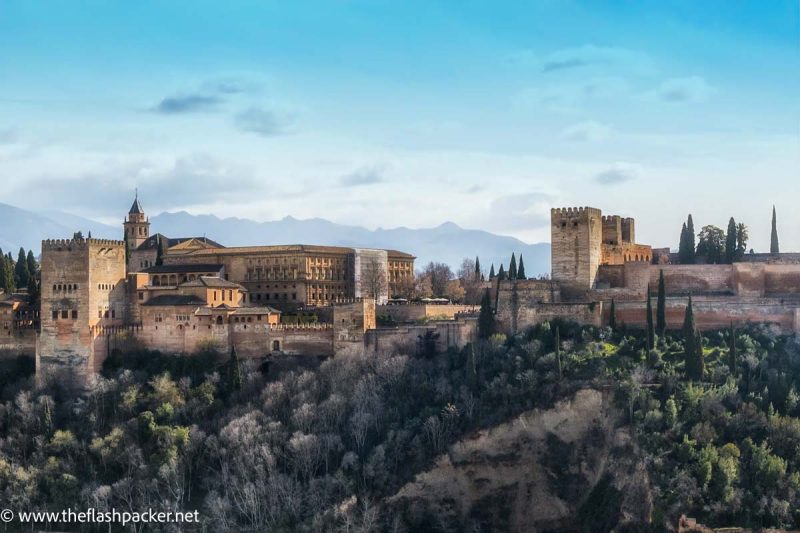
[771,205,780,254]
[656,270,666,335]
[15,248,29,288]
[687,214,696,263]
[497,264,506,281]
[646,288,655,351]
[26,250,37,280]
[478,289,495,339]
[0,247,5,292]
[508,253,517,280]
[466,343,478,391]
[474,256,481,280]
[488,264,495,279]
[609,299,617,331]
[678,223,689,264]
[555,326,562,381]
[155,236,165,266]
[27,274,39,307]
[2,254,14,292]
[725,217,737,264]
[728,322,737,377]
[517,255,526,280]
[227,345,242,393]
[683,296,703,380]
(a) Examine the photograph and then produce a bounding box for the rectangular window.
[61,310,68,319]
[71,310,78,319]
[52,311,58,320]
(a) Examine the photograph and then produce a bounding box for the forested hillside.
[1,321,799,531]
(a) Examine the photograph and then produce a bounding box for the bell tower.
[123,191,149,256]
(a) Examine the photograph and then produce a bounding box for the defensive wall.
[0,329,36,358]
[364,317,478,354]
[375,303,479,323]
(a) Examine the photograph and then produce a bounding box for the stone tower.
[123,192,149,271]
[36,236,127,390]
[550,207,603,289]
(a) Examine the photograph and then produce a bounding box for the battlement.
[42,238,126,251]
[551,206,602,220]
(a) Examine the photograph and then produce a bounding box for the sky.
[0,0,798,251]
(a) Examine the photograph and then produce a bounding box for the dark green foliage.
[683,296,704,380]
[555,326,562,381]
[416,330,440,358]
[771,205,780,253]
[725,217,737,264]
[517,255,526,280]
[497,263,506,281]
[14,247,29,288]
[609,299,617,331]
[226,345,242,393]
[576,474,621,533]
[478,289,495,339]
[656,270,666,335]
[155,235,165,266]
[508,253,517,280]
[729,322,737,377]
[489,264,495,279]
[26,250,37,279]
[679,215,697,264]
[474,256,481,279]
[696,225,726,264]
[646,290,655,351]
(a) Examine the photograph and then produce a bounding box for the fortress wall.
[376,304,478,323]
[764,264,800,295]
[609,298,798,333]
[365,318,477,354]
[231,325,334,357]
[498,300,603,333]
[733,263,766,297]
[646,265,734,295]
[596,265,625,287]
[0,330,36,358]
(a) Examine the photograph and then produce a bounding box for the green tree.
[646,288,655,351]
[555,326,562,381]
[696,225,726,264]
[477,289,495,339]
[474,256,481,280]
[770,205,780,253]
[736,223,749,260]
[488,264,495,279]
[227,345,242,393]
[656,270,666,335]
[725,217,737,264]
[683,296,703,380]
[687,214,696,262]
[14,248,29,288]
[155,236,165,266]
[508,253,517,280]
[678,222,690,264]
[517,255,526,280]
[26,250,37,280]
[2,253,15,292]
[728,322,737,377]
[497,264,506,281]
[609,299,617,331]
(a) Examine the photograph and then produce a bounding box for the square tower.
[37,237,127,390]
[551,207,603,289]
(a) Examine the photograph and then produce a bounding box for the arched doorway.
[272,340,281,351]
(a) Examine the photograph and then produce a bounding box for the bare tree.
[362,257,387,302]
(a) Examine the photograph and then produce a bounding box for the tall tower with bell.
[123,190,150,269]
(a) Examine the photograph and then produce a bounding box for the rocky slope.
[388,388,653,532]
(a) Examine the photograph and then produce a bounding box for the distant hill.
[0,203,118,255]
[151,211,552,276]
[0,203,551,274]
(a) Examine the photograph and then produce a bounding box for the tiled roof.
[135,234,224,252]
[180,276,245,289]
[386,249,416,259]
[141,263,224,274]
[142,295,207,306]
[233,306,281,315]
[129,197,144,214]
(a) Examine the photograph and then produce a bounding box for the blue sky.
[0,0,798,251]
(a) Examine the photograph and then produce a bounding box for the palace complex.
[2,200,799,391]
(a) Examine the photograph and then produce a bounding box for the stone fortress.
[495,206,800,335]
[4,199,800,390]
[32,195,417,389]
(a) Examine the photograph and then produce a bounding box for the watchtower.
[551,207,603,289]
[36,237,127,390]
[123,192,149,270]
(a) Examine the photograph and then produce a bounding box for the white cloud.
[654,76,715,103]
[594,162,642,185]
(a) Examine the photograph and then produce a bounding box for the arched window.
[272,340,280,351]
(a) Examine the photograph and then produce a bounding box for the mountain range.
[0,203,551,275]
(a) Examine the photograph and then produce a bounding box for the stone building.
[497,206,800,335]
[32,194,416,389]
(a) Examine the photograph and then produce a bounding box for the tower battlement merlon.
[551,206,603,220]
